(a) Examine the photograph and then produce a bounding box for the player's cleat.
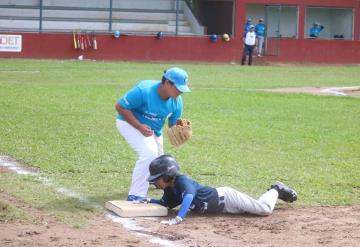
[127,195,145,202]
[270,181,297,203]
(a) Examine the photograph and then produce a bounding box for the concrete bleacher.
[0,0,204,35]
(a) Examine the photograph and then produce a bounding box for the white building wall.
[330,9,353,39]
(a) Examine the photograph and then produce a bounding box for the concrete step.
[0,18,194,35]
[3,0,176,10]
[112,10,185,21]
[42,21,108,31]
[0,1,196,35]
[112,22,192,33]
[0,7,185,21]
[41,0,176,10]
[0,8,39,18]
[0,19,193,34]
[1,1,38,6]
[168,25,192,32]
[168,20,189,26]
[0,19,39,30]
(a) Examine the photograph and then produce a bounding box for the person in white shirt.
[241,25,256,65]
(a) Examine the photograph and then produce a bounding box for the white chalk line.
[0,155,180,247]
[320,88,347,96]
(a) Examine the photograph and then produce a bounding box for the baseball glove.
[167,119,192,146]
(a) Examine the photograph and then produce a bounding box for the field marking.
[0,155,181,247]
[320,88,347,96]
[261,86,360,97]
[320,86,360,96]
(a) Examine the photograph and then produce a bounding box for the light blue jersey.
[255,23,266,37]
[245,21,252,33]
[117,80,183,136]
[310,25,324,38]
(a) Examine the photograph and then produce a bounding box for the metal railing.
[0,0,190,35]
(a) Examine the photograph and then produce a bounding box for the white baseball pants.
[216,187,278,216]
[116,119,164,197]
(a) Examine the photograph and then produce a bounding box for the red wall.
[0,0,359,64]
[0,32,243,63]
[267,38,360,63]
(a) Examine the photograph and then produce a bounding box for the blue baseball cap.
[164,67,190,93]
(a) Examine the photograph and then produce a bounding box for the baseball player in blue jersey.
[144,155,297,225]
[309,22,324,38]
[244,17,252,33]
[115,68,191,202]
[255,18,266,57]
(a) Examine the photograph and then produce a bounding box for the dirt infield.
[0,191,153,247]
[1,189,359,247]
[1,156,360,246]
[140,205,360,247]
[264,86,360,97]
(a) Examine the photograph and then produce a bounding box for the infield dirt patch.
[1,156,360,247]
[264,86,360,97]
[1,189,359,247]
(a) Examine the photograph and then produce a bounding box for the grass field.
[0,59,359,224]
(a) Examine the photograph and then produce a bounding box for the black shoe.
[270,181,297,203]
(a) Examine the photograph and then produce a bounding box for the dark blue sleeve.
[158,188,182,209]
[180,177,197,196]
[149,198,161,204]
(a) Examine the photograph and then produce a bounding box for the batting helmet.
[156,31,164,39]
[210,34,218,43]
[113,30,121,38]
[147,155,180,183]
[222,33,230,42]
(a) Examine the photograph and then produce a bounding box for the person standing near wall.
[309,22,324,38]
[255,18,266,57]
[115,67,191,201]
[244,17,252,33]
[241,25,256,66]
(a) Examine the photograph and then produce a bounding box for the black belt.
[219,196,225,203]
[218,196,225,212]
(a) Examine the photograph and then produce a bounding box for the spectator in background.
[241,25,256,66]
[309,22,324,38]
[255,18,266,57]
[244,17,252,33]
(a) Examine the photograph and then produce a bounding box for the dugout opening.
[246,4,298,56]
[246,4,298,38]
[186,0,236,35]
[305,7,354,40]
